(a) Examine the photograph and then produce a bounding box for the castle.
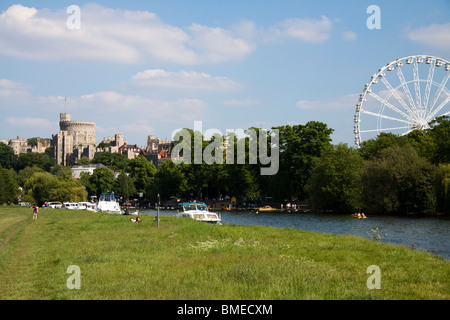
[52,113,97,166]
[1,112,172,168]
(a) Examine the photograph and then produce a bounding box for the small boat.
[352,213,367,219]
[177,202,221,224]
[96,193,121,214]
[78,202,97,212]
[48,201,62,209]
[63,201,79,210]
[258,206,277,212]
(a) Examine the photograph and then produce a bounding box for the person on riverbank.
[32,205,38,220]
[130,217,142,223]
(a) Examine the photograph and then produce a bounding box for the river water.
[140,209,450,260]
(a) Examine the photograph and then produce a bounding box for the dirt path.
[0,218,28,251]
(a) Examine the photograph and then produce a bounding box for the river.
[139,209,450,260]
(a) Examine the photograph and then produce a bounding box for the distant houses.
[71,163,108,179]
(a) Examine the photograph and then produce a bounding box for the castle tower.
[52,113,97,165]
[60,113,71,122]
[59,113,96,146]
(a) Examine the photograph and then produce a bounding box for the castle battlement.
[60,121,96,128]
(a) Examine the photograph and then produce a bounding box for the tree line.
[0,116,448,215]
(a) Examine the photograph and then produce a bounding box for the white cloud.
[0,4,345,66]
[267,15,333,43]
[0,79,66,112]
[7,116,54,128]
[130,69,243,91]
[0,79,31,98]
[97,121,156,138]
[0,4,255,65]
[223,99,262,107]
[406,23,450,52]
[342,31,357,42]
[187,23,256,63]
[0,4,340,65]
[78,91,207,124]
[296,93,358,110]
[230,20,257,40]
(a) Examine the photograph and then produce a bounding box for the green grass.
[0,206,449,300]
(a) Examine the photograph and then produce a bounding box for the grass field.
[0,206,448,300]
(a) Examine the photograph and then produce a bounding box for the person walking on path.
[32,205,38,220]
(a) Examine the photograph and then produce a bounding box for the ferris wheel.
[354,55,450,147]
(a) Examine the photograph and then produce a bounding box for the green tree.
[78,172,95,196]
[76,157,91,165]
[115,172,136,201]
[17,166,44,187]
[152,160,185,200]
[203,163,228,200]
[0,143,15,170]
[223,164,258,200]
[49,181,88,203]
[306,143,363,212]
[89,167,115,196]
[359,144,437,215]
[181,163,209,199]
[97,142,110,150]
[406,129,437,162]
[434,163,450,215]
[24,172,59,205]
[428,115,449,164]
[0,166,19,204]
[27,138,38,147]
[92,152,130,171]
[274,121,333,200]
[16,152,56,172]
[358,132,409,160]
[51,165,73,182]
[127,156,156,193]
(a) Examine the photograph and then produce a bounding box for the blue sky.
[0,0,449,147]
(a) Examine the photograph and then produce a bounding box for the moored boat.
[177,202,222,224]
[78,202,97,212]
[48,201,62,209]
[258,205,277,212]
[96,193,121,214]
[63,201,78,210]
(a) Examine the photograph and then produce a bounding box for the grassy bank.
[0,206,448,300]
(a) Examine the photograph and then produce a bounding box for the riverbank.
[142,208,450,260]
[0,206,448,300]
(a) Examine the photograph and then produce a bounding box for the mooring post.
[157,193,160,227]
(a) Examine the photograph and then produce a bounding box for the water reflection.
[140,209,450,260]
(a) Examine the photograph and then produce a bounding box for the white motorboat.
[63,201,78,210]
[177,202,221,224]
[77,202,87,210]
[96,193,121,214]
[48,201,62,209]
[78,202,97,212]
